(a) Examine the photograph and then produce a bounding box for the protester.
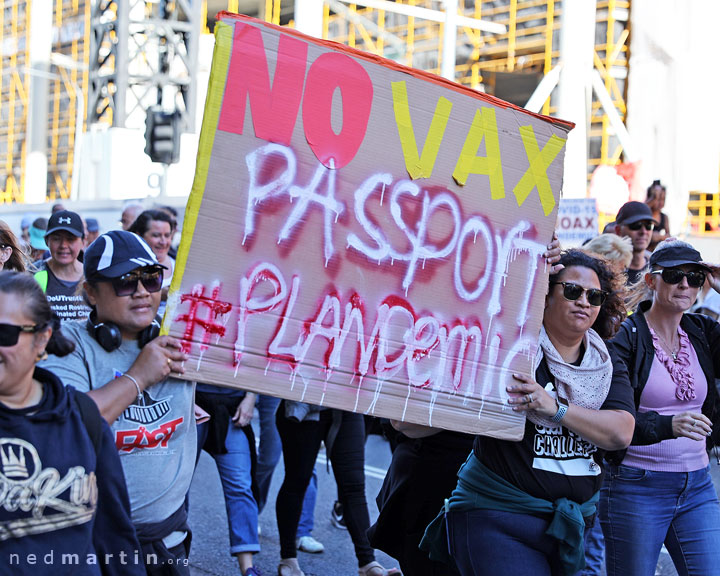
[369,235,563,575]
[601,239,720,576]
[0,221,27,272]
[254,394,324,553]
[421,248,635,576]
[85,217,100,246]
[694,290,720,321]
[155,205,181,259]
[275,403,400,576]
[584,233,648,314]
[19,214,33,246]
[369,425,473,576]
[645,180,670,251]
[41,230,195,575]
[128,210,175,316]
[0,271,142,575]
[33,210,91,322]
[614,201,657,284]
[51,202,66,214]
[193,385,263,576]
[27,217,49,266]
[120,202,144,231]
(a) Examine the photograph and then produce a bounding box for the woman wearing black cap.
[33,210,91,322]
[601,239,720,576]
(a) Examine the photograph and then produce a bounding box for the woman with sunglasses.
[41,230,195,575]
[423,248,635,576]
[0,271,143,574]
[600,239,720,576]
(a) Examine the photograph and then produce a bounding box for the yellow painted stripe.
[162,21,234,335]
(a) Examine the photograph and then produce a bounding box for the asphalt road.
[188,433,396,576]
[187,428,720,576]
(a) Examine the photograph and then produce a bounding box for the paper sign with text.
[556,198,599,247]
[164,13,573,437]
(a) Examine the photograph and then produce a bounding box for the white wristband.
[123,373,143,405]
[550,399,568,423]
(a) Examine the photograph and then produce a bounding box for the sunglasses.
[0,322,43,347]
[651,268,706,288]
[110,269,164,297]
[627,221,655,231]
[550,282,608,307]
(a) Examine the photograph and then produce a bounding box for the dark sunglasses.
[652,268,706,288]
[0,322,44,347]
[550,282,608,307]
[110,269,164,297]
[627,221,655,231]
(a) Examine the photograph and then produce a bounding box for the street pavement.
[188,433,396,576]
[187,427,720,576]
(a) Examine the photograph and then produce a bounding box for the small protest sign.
[556,198,599,247]
[164,13,573,437]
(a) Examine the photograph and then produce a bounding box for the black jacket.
[606,300,720,464]
[0,367,143,575]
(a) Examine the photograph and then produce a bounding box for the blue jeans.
[447,509,565,576]
[256,394,317,536]
[256,395,283,513]
[198,421,260,554]
[600,464,720,576]
[580,514,605,576]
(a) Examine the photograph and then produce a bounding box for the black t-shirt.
[473,347,634,504]
[39,262,92,322]
[626,267,644,285]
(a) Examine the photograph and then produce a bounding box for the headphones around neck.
[86,312,161,352]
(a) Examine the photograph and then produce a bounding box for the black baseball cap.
[615,201,659,227]
[45,210,85,239]
[84,230,166,280]
[649,242,712,272]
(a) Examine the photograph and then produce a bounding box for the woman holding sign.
[422,248,635,576]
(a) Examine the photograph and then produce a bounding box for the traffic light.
[144,107,181,165]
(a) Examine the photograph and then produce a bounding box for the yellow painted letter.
[392,81,453,180]
[513,126,566,216]
[452,107,505,200]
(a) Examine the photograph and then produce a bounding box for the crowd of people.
[0,182,719,576]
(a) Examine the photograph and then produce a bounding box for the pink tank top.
[623,328,708,472]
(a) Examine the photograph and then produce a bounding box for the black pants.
[276,406,375,566]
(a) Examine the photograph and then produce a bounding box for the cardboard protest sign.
[556,198,599,247]
[164,13,573,437]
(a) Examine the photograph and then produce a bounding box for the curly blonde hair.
[583,234,632,269]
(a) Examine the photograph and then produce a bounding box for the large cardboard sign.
[165,13,573,437]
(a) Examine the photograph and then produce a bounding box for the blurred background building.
[1,0,718,238]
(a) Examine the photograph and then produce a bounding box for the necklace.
[647,321,679,361]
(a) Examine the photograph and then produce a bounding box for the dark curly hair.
[548,248,627,339]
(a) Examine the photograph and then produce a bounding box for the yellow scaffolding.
[0,0,91,204]
[687,192,720,235]
[322,0,630,177]
[10,0,712,222]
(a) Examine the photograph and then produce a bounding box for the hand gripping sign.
[165,13,573,438]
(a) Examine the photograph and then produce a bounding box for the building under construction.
[1,0,717,233]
